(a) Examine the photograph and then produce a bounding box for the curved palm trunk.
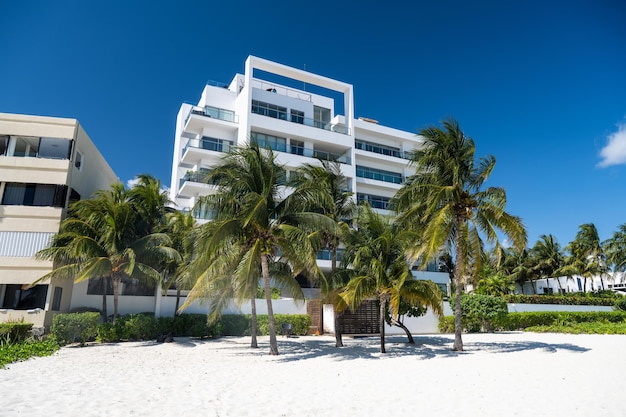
[453,217,464,352]
[391,318,415,344]
[379,294,388,354]
[250,294,258,348]
[261,253,278,355]
[174,288,181,316]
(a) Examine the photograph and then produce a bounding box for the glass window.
[51,287,63,311]
[356,166,403,184]
[74,151,83,169]
[290,140,304,156]
[39,138,72,159]
[291,110,304,124]
[13,136,39,157]
[251,132,286,152]
[1,284,48,310]
[2,183,67,207]
[0,135,8,156]
[251,100,287,120]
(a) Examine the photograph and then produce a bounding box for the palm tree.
[529,234,565,293]
[340,205,443,354]
[36,184,180,322]
[128,174,176,235]
[559,223,607,292]
[289,160,354,347]
[183,142,331,355]
[394,118,527,351]
[603,223,626,273]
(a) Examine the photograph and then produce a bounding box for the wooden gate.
[338,299,380,334]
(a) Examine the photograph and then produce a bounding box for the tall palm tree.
[603,223,626,273]
[128,174,176,235]
[182,142,331,355]
[340,205,443,354]
[394,118,527,351]
[501,247,537,294]
[559,223,607,292]
[36,184,180,322]
[530,234,565,292]
[162,211,197,314]
[289,160,354,347]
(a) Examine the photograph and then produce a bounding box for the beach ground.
[1,332,624,416]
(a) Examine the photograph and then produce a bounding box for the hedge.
[52,312,100,346]
[503,294,618,306]
[0,322,34,344]
[439,311,626,333]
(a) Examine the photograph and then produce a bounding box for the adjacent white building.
[168,56,450,330]
[0,113,118,327]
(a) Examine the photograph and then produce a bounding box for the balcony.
[316,248,345,261]
[184,105,238,132]
[177,170,216,198]
[252,136,351,165]
[356,166,403,184]
[251,101,350,135]
[354,139,412,160]
[183,136,232,154]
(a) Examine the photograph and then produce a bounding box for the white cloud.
[126,178,140,188]
[598,121,626,168]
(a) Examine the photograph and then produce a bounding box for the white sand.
[1,332,625,417]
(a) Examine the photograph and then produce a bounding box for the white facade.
[0,113,118,327]
[519,272,626,295]
[169,55,449,285]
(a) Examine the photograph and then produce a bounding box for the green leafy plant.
[0,338,59,368]
[0,322,33,345]
[52,312,100,346]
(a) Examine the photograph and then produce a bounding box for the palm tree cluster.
[36,175,181,323]
[39,118,540,354]
[475,221,626,298]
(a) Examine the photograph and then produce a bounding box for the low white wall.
[157,295,307,316]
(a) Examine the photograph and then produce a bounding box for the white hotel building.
[169,56,449,310]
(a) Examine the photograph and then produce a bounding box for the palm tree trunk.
[391,318,415,344]
[112,275,121,324]
[250,294,258,348]
[261,253,278,355]
[101,276,108,322]
[334,307,343,347]
[331,245,344,348]
[453,217,464,352]
[174,288,181,316]
[555,276,564,293]
[379,294,386,354]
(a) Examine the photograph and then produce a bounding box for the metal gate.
[338,299,380,334]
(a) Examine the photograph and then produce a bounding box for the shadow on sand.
[225,334,591,362]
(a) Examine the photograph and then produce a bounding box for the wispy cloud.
[598,120,626,168]
[126,178,140,188]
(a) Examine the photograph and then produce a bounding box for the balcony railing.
[185,105,238,125]
[179,170,211,188]
[357,193,391,210]
[251,104,350,135]
[355,139,412,160]
[183,136,233,155]
[356,166,403,184]
[254,141,351,165]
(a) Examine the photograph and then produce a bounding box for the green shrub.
[0,338,59,368]
[158,314,221,338]
[614,298,626,311]
[52,312,100,346]
[0,322,33,344]
[503,294,616,306]
[446,294,508,332]
[123,314,160,340]
[220,315,251,336]
[256,314,311,336]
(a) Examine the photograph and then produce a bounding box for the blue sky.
[1,0,625,248]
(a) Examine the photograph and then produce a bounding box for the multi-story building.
[0,113,117,328]
[169,56,449,301]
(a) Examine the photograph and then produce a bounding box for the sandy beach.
[1,332,625,417]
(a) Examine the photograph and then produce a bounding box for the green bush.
[503,294,617,306]
[256,314,311,336]
[52,312,100,346]
[124,314,160,340]
[614,298,626,311]
[158,313,220,337]
[0,338,59,368]
[97,313,221,342]
[220,315,251,336]
[446,294,508,332]
[0,322,33,344]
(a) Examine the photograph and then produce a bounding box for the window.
[357,193,391,210]
[51,287,63,311]
[356,166,403,184]
[39,138,72,159]
[13,136,39,157]
[290,109,304,124]
[251,100,287,120]
[313,106,331,128]
[251,132,286,152]
[290,140,304,156]
[1,284,48,310]
[0,135,8,155]
[2,183,68,207]
[355,139,403,158]
[74,151,83,170]
[87,277,156,296]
